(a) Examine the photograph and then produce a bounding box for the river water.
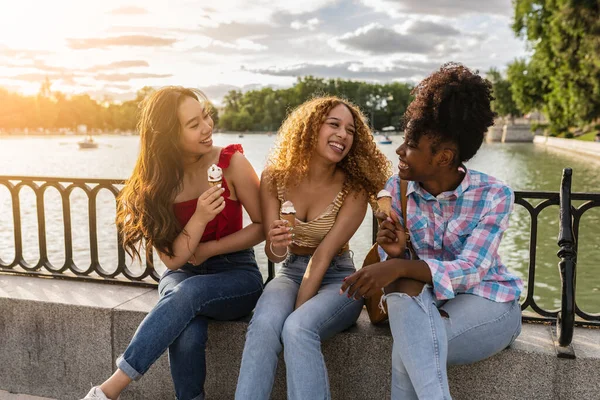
[0,134,598,313]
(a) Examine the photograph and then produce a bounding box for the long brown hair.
[265,96,391,204]
[116,86,210,260]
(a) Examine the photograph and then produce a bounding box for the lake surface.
[0,134,598,313]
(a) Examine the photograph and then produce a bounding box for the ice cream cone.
[377,190,392,216]
[280,200,296,228]
[281,212,296,228]
[208,164,223,188]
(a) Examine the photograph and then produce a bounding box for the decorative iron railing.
[1,170,599,345]
[0,176,158,288]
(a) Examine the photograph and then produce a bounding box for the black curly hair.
[403,62,496,164]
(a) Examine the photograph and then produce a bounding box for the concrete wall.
[1,274,599,400]
[534,135,600,158]
[485,125,503,142]
[487,124,535,143]
[502,124,534,142]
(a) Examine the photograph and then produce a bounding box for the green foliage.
[512,0,600,133]
[506,58,545,114]
[530,121,549,133]
[487,68,522,120]
[218,76,414,131]
[576,131,598,141]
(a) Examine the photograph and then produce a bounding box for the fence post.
[554,168,576,358]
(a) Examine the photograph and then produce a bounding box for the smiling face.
[177,95,214,156]
[396,126,460,184]
[314,103,355,164]
[395,132,439,182]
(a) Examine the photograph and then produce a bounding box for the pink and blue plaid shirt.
[378,168,523,303]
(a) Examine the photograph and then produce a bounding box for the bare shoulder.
[228,150,247,166]
[260,167,273,180]
[228,151,255,177]
[226,152,259,189]
[342,180,368,206]
[346,187,368,202]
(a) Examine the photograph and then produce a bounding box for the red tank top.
[172,144,244,242]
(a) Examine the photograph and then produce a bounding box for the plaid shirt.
[378,168,523,302]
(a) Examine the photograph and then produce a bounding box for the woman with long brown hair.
[235,96,390,399]
[82,86,264,400]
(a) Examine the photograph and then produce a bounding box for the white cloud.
[359,0,513,18]
[108,6,149,15]
[291,18,320,31]
[332,23,432,55]
[246,60,441,81]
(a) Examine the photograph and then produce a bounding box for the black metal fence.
[0,176,160,287]
[1,170,599,342]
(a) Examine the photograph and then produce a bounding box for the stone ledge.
[534,135,600,159]
[1,275,599,399]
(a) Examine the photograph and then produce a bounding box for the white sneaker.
[81,386,110,400]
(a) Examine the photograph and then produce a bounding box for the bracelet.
[269,241,289,258]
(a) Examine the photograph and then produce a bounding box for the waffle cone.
[281,213,296,228]
[208,180,222,188]
[377,197,392,216]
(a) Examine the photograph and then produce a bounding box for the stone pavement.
[0,391,55,400]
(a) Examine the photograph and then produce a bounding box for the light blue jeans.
[235,251,363,400]
[386,285,522,400]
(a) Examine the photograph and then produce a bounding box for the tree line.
[0,77,412,133]
[218,77,413,132]
[0,81,155,133]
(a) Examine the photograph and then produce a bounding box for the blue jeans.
[116,249,263,400]
[386,285,522,400]
[235,251,364,400]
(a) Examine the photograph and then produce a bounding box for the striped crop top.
[277,182,350,252]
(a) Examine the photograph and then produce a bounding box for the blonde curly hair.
[265,96,391,204]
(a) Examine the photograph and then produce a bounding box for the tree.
[487,68,521,124]
[506,58,545,115]
[208,101,219,129]
[135,86,155,103]
[513,0,600,134]
[223,90,243,113]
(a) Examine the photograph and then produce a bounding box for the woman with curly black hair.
[341,63,523,399]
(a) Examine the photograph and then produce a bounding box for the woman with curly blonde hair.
[236,96,390,399]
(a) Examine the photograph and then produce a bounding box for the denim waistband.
[183,248,258,272]
[282,250,354,271]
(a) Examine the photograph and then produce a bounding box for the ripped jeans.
[385,285,522,400]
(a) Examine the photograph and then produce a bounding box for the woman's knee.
[386,278,426,297]
[247,310,285,340]
[158,272,188,297]
[281,314,317,345]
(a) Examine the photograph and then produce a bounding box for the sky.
[0,0,530,104]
